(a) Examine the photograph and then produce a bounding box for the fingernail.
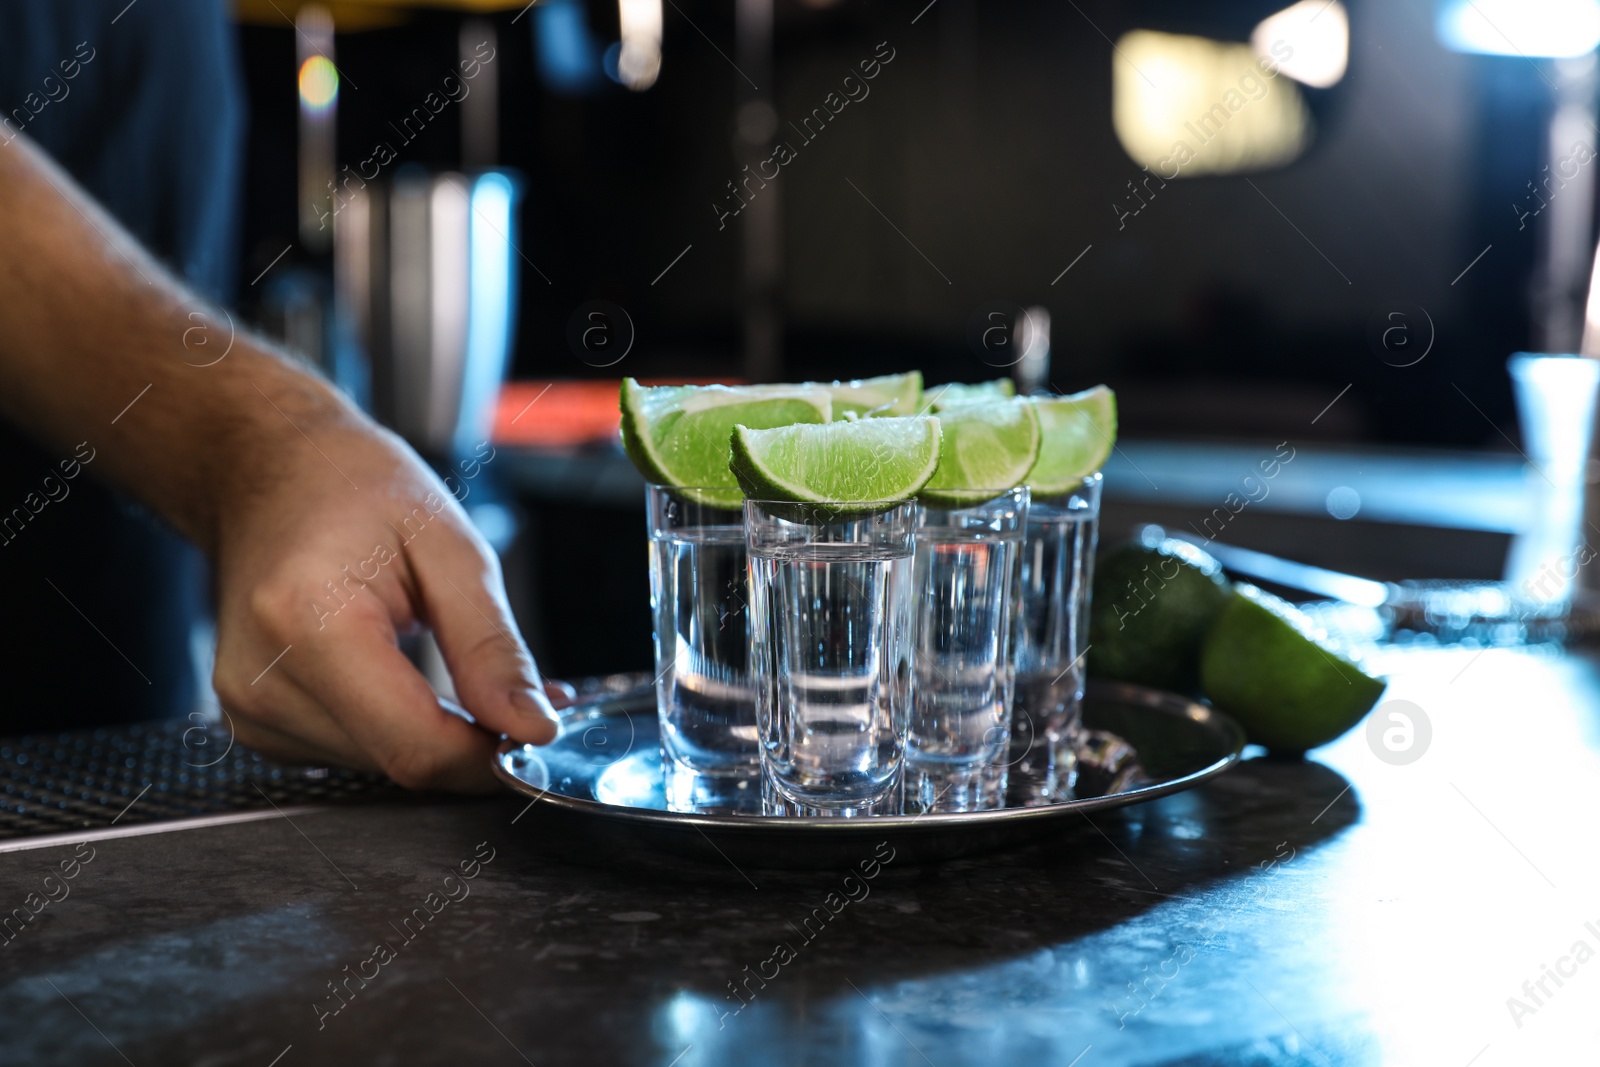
[510,688,560,737]
[546,680,578,709]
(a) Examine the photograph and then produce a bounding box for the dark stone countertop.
[3,644,1595,1066]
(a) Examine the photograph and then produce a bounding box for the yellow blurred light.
[1253,0,1349,89]
[299,55,339,110]
[1112,30,1311,178]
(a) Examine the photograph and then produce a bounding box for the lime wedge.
[1023,386,1117,496]
[925,379,1015,411]
[620,378,831,506]
[819,371,924,417]
[737,372,923,417]
[729,416,942,515]
[918,399,1042,508]
[1199,584,1387,754]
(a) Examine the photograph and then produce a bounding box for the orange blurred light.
[493,379,741,448]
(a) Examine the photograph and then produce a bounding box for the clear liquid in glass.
[648,524,759,810]
[1010,488,1099,804]
[908,531,1019,812]
[749,543,913,812]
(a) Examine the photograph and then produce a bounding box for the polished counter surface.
[3,644,1595,1066]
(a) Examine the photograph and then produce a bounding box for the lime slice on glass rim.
[924,378,1016,411]
[917,398,1041,508]
[819,371,924,417]
[1022,385,1117,497]
[620,378,831,507]
[729,416,942,521]
[707,373,922,418]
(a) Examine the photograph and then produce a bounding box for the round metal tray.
[495,680,1245,868]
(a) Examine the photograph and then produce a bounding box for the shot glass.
[745,500,917,816]
[1010,472,1102,804]
[646,485,760,813]
[1507,353,1600,615]
[907,487,1029,813]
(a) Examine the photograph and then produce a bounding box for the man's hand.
[0,133,567,789]
[209,391,567,792]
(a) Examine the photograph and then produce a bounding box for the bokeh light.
[298,55,338,111]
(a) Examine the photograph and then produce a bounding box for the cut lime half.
[729,416,941,518]
[1200,584,1387,754]
[1023,386,1117,497]
[620,378,831,507]
[918,398,1042,508]
[924,379,1016,412]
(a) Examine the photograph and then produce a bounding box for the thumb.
[415,534,560,745]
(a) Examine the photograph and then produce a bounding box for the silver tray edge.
[492,680,1246,833]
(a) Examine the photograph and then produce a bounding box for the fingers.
[407,528,561,746]
[214,666,376,770]
[219,596,505,791]
[230,711,367,773]
[209,441,564,792]
[288,623,504,792]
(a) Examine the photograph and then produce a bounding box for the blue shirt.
[0,0,244,729]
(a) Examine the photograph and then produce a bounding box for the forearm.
[0,133,355,553]
[0,135,564,786]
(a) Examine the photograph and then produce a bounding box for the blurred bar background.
[226,0,1594,676]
